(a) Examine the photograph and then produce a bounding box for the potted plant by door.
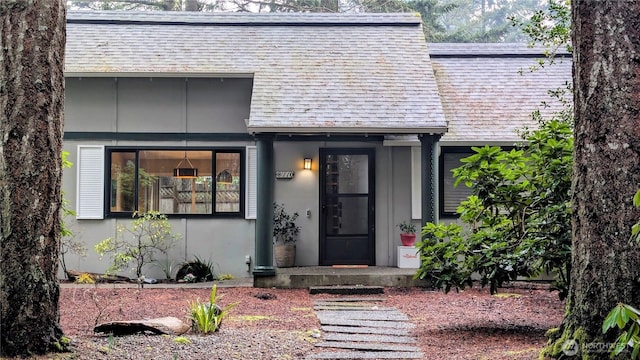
[273,203,300,268]
[398,221,418,246]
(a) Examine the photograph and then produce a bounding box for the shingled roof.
[65,11,447,135]
[429,43,572,145]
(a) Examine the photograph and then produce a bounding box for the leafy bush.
[273,203,300,244]
[95,211,179,279]
[416,113,573,299]
[188,285,237,334]
[603,303,640,359]
[59,151,87,279]
[603,189,640,359]
[176,256,215,283]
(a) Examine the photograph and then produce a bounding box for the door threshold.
[331,265,369,269]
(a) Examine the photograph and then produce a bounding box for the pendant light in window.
[216,169,233,184]
[173,152,198,178]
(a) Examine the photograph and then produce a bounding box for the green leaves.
[631,190,640,243]
[633,190,640,208]
[603,303,640,359]
[189,285,237,334]
[417,113,573,298]
[603,304,640,332]
[273,203,300,244]
[602,191,640,358]
[94,211,180,278]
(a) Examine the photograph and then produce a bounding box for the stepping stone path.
[307,297,423,359]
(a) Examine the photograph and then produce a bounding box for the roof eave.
[440,140,525,147]
[247,126,448,135]
[64,71,254,78]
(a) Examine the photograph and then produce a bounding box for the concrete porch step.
[307,351,424,359]
[253,266,431,289]
[309,285,384,295]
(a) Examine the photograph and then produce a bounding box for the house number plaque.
[275,171,295,179]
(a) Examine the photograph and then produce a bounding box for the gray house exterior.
[62,11,571,282]
[63,11,446,281]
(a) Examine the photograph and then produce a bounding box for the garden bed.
[16,285,565,359]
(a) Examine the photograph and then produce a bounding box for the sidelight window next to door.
[319,148,375,266]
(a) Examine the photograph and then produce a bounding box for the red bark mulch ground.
[10,284,565,359]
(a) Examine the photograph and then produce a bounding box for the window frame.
[105,146,245,218]
[439,146,475,218]
[439,145,516,218]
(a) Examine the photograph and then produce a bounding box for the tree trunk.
[0,0,66,356]
[544,2,640,358]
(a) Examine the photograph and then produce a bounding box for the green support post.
[253,135,276,276]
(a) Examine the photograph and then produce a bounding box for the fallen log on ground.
[94,317,190,336]
[66,270,132,283]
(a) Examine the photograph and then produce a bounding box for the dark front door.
[319,148,375,265]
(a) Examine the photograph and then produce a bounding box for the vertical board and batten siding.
[76,145,105,219]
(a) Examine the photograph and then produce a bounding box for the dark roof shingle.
[66,11,446,134]
[429,43,572,144]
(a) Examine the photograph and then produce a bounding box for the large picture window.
[108,148,243,217]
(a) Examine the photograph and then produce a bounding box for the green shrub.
[416,115,573,299]
[95,211,179,280]
[60,151,87,279]
[188,285,237,334]
[603,189,640,359]
[176,256,215,282]
[603,303,640,358]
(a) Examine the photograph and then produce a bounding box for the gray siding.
[65,77,252,134]
[65,78,116,132]
[186,78,253,133]
[117,78,186,132]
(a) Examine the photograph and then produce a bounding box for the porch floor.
[253,266,431,289]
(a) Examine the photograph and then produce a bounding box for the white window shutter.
[245,146,257,219]
[76,145,105,219]
[411,147,422,220]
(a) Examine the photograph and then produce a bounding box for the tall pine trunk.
[0,0,66,356]
[544,1,640,358]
